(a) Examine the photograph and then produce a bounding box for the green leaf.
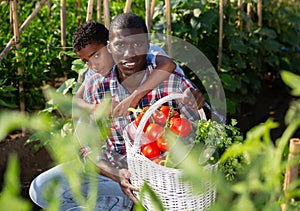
[264,39,281,52]
[281,71,300,91]
[0,155,32,211]
[57,78,76,95]
[230,39,247,54]
[140,182,165,211]
[254,27,277,39]
[220,73,241,92]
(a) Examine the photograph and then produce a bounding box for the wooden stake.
[124,0,132,13]
[0,0,47,62]
[76,0,81,26]
[103,0,110,28]
[246,3,252,32]
[282,138,300,211]
[217,0,224,72]
[60,0,66,53]
[86,0,94,21]
[237,0,243,31]
[97,0,102,23]
[257,0,262,27]
[11,0,25,134]
[145,0,151,31]
[165,0,171,56]
[150,0,156,27]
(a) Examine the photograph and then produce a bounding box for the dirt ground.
[0,79,299,210]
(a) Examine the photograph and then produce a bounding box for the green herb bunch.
[195,119,247,181]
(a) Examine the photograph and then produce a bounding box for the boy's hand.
[118,169,139,203]
[182,88,205,110]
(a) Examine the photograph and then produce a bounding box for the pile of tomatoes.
[133,105,193,162]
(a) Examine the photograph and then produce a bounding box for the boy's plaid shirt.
[83,65,200,168]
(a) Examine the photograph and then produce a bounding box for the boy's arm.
[74,85,97,113]
[112,55,176,117]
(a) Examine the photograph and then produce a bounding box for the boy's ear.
[106,41,112,54]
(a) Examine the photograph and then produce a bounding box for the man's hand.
[112,91,142,117]
[182,87,205,110]
[117,169,139,203]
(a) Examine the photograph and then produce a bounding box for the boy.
[72,20,185,117]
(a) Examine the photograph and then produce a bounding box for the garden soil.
[0,79,299,210]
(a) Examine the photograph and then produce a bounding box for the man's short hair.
[72,21,109,53]
[109,12,148,40]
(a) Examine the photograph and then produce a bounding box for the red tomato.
[157,136,168,152]
[145,123,164,141]
[152,106,170,125]
[169,117,192,137]
[141,141,161,159]
[134,113,150,132]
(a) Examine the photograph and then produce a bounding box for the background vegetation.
[0,0,300,210]
[1,0,299,113]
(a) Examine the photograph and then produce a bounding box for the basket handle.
[134,93,184,152]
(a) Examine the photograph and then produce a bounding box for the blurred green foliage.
[0,70,299,210]
[1,0,299,114]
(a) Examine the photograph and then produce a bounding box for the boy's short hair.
[72,21,109,53]
[109,12,148,40]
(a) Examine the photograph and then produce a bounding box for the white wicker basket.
[124,93,218,211]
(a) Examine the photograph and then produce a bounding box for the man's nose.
[123,44,136,58]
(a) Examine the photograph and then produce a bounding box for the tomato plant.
[141,141,161,159]
[145,123,164,141]
[169,117,192,137]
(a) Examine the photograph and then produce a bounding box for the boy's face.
[107,28,149,82]
[76,43,114,76]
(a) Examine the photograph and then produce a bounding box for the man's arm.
[96,159,139,203]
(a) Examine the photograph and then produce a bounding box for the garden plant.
[0,0,300,210]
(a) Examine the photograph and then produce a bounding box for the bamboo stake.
[86,0,94,21]
[97,0,102,23]
[103,0,110,28]
[282,138,300,211]
[11,0,25,132]
[217,0,224,72]
[76,0,81,26]
[124,0,132,13]
[246,3,252,32]
[10,2,13,33]
[0,0,47,62]
[60,0,66,53]
[257,0,262,27]
[145,0,151,31]
[150,0,156,27]
[165,0,171,56]
[237,0,243,31]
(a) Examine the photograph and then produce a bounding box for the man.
[29,13,205,210]
[83,12,205,204]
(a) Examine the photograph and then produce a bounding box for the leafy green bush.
[0,0,86,110]
[152,0,300,113]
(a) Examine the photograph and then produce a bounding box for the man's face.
[107,28,149,82]
[76,43,114,76]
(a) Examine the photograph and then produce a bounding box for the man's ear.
[106,41,112,54]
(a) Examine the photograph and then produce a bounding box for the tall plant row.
[0,0,299,114]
